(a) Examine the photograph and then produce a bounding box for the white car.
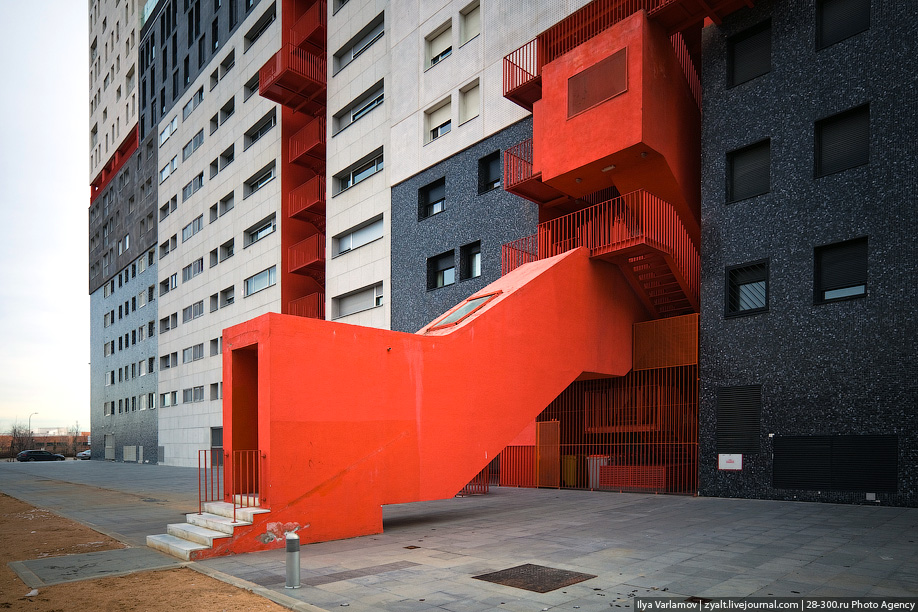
[76,449,91,460]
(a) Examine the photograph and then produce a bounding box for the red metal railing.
[501,234,538,275]
[290,0,326,48]
[503,38,539,98]
[288,175,326,219]
[260,44,326,90]
[537,190,698,304]
[231,450,264,523]
[288,291,325,319]
[198,449,224,514]
[289,233,326,273]
[457,464,491,496]
[503,138,534,190]
[289,116,326,165]
[670,31,701,110]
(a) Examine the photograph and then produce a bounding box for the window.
[425,100,451,143]
[159,116,177,145]
[219,145,234,169]
[426,23,452,68]
[244,108,276,148]
[182,214,204,241]
[727,139,770,202]
[459,80,479,124]
[219,96,235,124]
[817,0,869,49]
[182,257,204,282]
[160,352,178,370]
[182,129,204,160]
[428,250,456,290]
[182,172,204,200]
[333,216,383,256]
[335,149,383,193]
[243,73,259,100]
[160,312,178,333]
[460,241,481,279]
[220,238,234,261]
[182,300,204,322]
[160,391,178,407]
[244,2,276,51]
[333,81,383,133]
[726,260,768,316]
[244,214,276,246]
[460,1,480,45]
[183,386,205,403]
[717,385,762,454]
[160,195,177,221]
[220,286,235,307]
[244,266,276,296]
[182,86,203,120]
[478,151,501,193]
[159,156,177,183]
[815,104,869,177]
[333,283,383,318]
[419,178,446,219]
[210,337,222,356]
[815,237,867,303]
[333,13,384,72]
[728,20,771,87]
[244,162,276,197]
[182,343,204,363]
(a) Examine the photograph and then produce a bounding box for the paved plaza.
[1,460,915,611]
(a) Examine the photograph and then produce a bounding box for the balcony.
[289,116,325,170]
[259,44,326,112]
[502,190,698,318]
[503,139,573,208]
[289,232,325,280]
[291,0,326,50]
[288,291,325,319]
[288,175,325,229]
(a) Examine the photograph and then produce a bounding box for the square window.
[727,139,770,202]
[726,260,768,316]
[427,250,456,290]
[815,237,867,303]
[460,241,481,280]
[815,104,869,177]
[478,151,501,193]
[728,20,771,87]
[817,0,869,49]
[419,178,446,220]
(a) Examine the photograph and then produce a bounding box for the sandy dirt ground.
[0,492,288,611]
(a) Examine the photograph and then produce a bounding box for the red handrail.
[231,450,264,523]
[501,234,538,276]
[503,139,534,189]
[198,449,224,514]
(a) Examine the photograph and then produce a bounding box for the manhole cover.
[472,564,596,593]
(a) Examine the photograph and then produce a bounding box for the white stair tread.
[187,511,251,534]
[147,533,209,561]
[167,522,230,545]
[203,501,271,521]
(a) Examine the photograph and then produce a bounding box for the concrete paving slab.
[8,547,180,587]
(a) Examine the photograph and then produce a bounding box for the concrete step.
[166,522,231,546]
[146,533,210,561]
[203,500,271,523]
[187,511,251,535]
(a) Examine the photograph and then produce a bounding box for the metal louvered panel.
[817,105,869,176]
[817,237,867,291]
[818,0,870,49]
[567,48,628,117]
[729,140,770,202]
[729,21,771,87]
[716,385,761,454]
[773,435,897,492]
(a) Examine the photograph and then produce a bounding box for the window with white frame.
[244,2,276,51]
[182,214,203,241]
[244,214,276,246]
[244,162,276,197]
[159,116,178,146]
[427,250,456,289]
[333,80,383,133]
[459,80,479,124]
[244,266,276,296]
[335,149,383,193]
[159,156,177,183]
[181,257,204,282]
[425,99,451,143]
[182,172,204,200]
[333,215,383,256]
[182,300,204,322]
[334,13,384,72]
[182,87,204,120]
[182,343,204,363]
[460,1,480,45]
[244,109,276,149]
[333,282,383,318]
[182,129,204,160]
[426,23,452,68]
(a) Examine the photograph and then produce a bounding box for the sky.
[0,2,90,433]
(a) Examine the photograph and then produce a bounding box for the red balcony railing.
[290,116,326,168]
[670,31,701,110]
[288,291,325,319]
[538,189,698,309]
[198,449,224,514]
[288,175,326,221]
[231,450,265,522]
[502,39,541,110]
[291,0,326,49]
[504,138,534,189]
[501,234,538,276]
[259,44,326,110]
[289,233,325,274]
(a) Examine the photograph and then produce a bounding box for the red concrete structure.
[200,0,753,557]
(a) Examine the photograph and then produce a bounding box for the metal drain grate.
[472,564,596,593]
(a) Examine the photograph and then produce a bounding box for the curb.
[187,561,330,612]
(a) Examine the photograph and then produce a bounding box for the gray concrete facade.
[699,0,918,505]
[390,118,539,333]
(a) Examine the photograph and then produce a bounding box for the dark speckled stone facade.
[391,118,539,333]
[700,0,917,505]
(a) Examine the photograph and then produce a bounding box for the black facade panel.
[773,435,897,492]
[716,385,762,454]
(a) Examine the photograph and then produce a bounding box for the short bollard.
[285,532,300,589]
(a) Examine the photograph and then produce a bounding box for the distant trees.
[68,422,81,456]
[7,423,30,458]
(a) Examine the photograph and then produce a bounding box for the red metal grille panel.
[568,48,628,117]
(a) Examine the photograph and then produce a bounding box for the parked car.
[76,449,91,460]
[16,450,66,462]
